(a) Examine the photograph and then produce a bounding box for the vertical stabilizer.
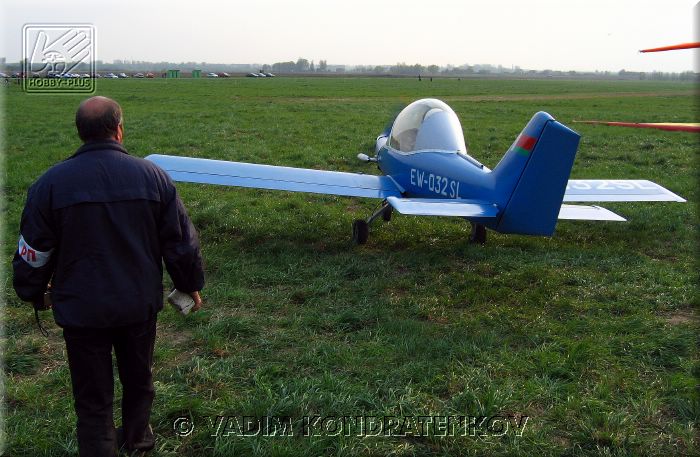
[494,113,581,235]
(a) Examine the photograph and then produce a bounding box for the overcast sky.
[1,0,697,72]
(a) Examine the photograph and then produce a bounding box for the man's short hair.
[75,97,123,142]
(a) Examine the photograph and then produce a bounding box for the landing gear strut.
[352,200,392,245]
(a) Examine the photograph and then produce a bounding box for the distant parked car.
[217,72,230,77]
[105,73,118,79]
[0,72,8,78]
[263,72,275,77]
[133,72,145,78]
[118,72,129,78]
[246,73,259,77]
[206,72,219,78]
[145,72,155,78]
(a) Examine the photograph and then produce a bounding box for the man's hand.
[190,291,202,312]
[43,291,53,309]
[35,285,52,311]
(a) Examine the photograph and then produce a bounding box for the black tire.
[382,206,393,222]
[469,223,487,244]
[352,219,369,244]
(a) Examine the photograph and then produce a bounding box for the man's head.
[75,96,123,143]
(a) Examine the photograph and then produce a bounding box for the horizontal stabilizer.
[564,180,685,202]
[386,197,499,218]
[145,154,401,199]
[558,205,626,221]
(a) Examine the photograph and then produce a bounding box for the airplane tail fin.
[492,112,580,236]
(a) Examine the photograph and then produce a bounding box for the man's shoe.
[132,424,155,451]
[117,424,154,456]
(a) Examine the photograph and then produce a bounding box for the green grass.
[2,77,698,456]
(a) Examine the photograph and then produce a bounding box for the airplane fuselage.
[375,135,498,204]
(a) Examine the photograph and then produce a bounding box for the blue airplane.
[146,98,685,244]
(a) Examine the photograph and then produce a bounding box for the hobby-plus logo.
[22,24,95,93]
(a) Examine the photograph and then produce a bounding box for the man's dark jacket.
[12,141,204,328]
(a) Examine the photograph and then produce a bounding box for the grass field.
[2,77,698,456]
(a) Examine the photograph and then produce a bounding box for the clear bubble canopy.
[388,99,467,154]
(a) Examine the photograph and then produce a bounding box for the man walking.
[12,96,204,456]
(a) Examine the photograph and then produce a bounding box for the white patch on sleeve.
[17,235,53,268]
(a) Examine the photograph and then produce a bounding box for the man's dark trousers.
[63,316,157,456]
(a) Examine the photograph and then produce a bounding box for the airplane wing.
[640,42,700,53]
[386,197,499,218]
[573,120,700,133]
[145,154,402,199]
[564,180,686,202]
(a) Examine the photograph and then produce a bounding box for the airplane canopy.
[388,98,467,154]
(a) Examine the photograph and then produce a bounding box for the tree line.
[261,58,697,80]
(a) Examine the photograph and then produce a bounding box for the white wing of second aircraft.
[146,154,401,199]
[564,180,686,202]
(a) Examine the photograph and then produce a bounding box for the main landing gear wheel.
[352,219,369,244]
[469,223,487,244]
[382,206,393,222]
